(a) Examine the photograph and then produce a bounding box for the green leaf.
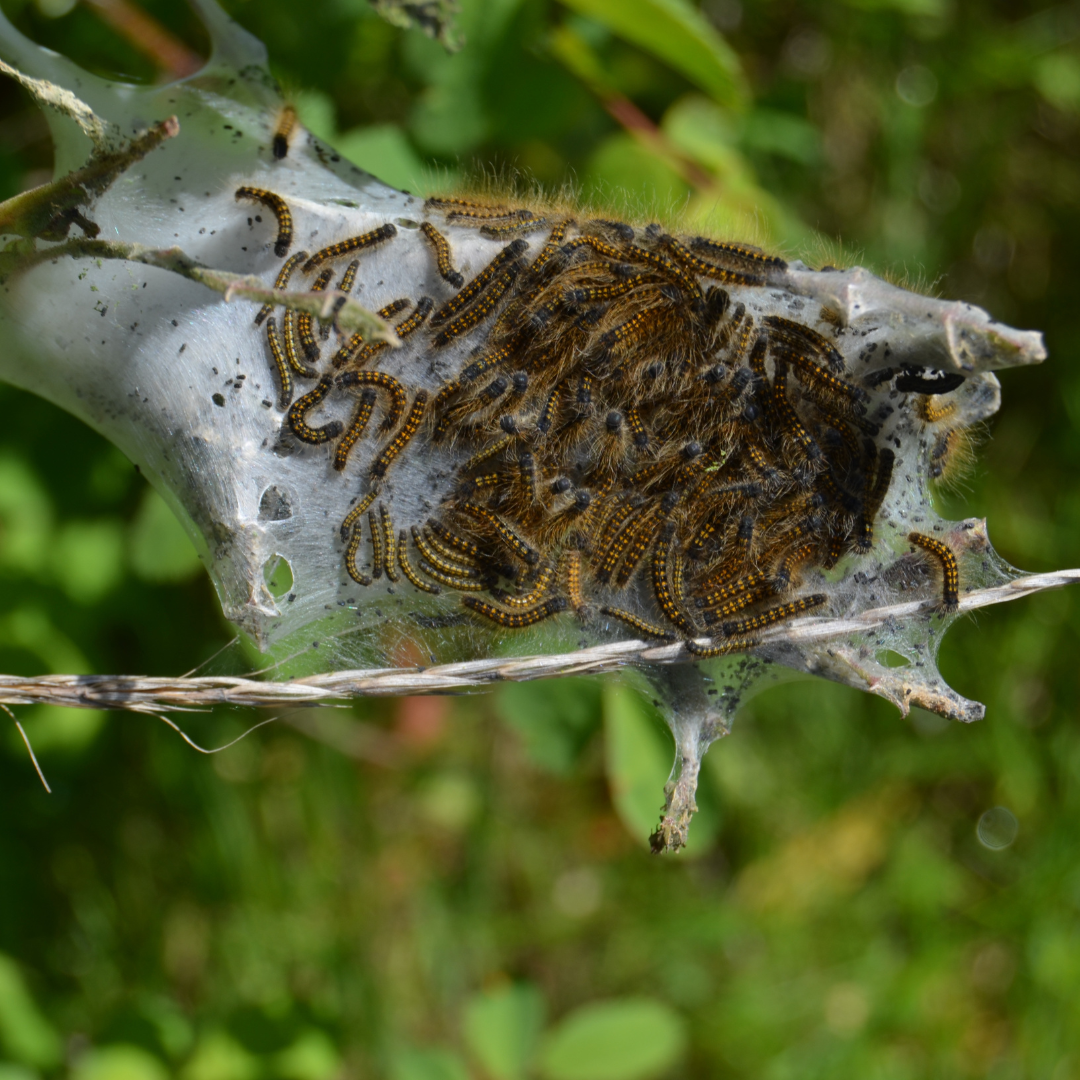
[14,704,105,755]
[129,489,201,584]
[0,607,89,673]
[72,1046,170,1080]
[558,0,747,108]
[738,108,823,166]
[602,681,670,846]
[603,681,720,853]
[179,1031,260,1080]
[0,955,62,1069]
[496,677,602,774]
[0,454,53,575]
[581,133,690,216]
[0,1065,39,1080]
[334,125,430,193]
[273,1030,341,1080]
[462,983,545,1080]
[292,90,338,144]
[389,1047,470,1080]
[1033,53,1080,112]
[416,771,482,831]
[50,519,125,603]
[539,999,687,1080]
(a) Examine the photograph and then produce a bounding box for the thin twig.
[0,569,1074,713]
[4,237,398,344]
[2,703,51,792]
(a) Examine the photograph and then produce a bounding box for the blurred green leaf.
[49,518,124,603]
[416,771,481,830]
[0,455,52,576]
[539,998,686,1080]
[581,132,689,215]
[462,983,545,1080]
[661,96,804,247]
[0,607,89,673]
[602,681,670,846]
[883,827,969,914]
[1033,52,1080,112]
[738,107,823,166]
[496,677,601,774]
[558,0,747,108]
[1028,921,1080,996]
[292,90,338,144]
[180,1031,260,1080]
[0,1066,39,1080]
[0,956,61,1069]
[137,998,194,1060]
[389,1047,471,1080]
[547,24,613,96]
[129,489,201,584]
[14,703,105,755]
[410,74,489,155]
[841,0,948,15]
[335,124,430,192]
[71,1046,169,1080]
[273,1030,341,1080]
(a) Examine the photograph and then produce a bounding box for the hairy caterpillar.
[0,0,1049,850]
[217,185,1013,657]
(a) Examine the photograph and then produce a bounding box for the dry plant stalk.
[0,0,1070,850]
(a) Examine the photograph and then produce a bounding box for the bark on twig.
[1,569,1076,713]
[2,236,398,343]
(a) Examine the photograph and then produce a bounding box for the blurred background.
[1,0,1079,1076]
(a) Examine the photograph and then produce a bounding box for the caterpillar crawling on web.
[0,0,1057,848]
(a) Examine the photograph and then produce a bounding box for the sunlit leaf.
[539,998,686,1080]
[50,519,124,603]
[273,1030,342,1080]
[72,1046,169,1080]
[390,1047,471,1080]
[0,455,52,575]
[335,125,430,193]
[14,704,104,755]
[180,1031,259,1080]
[0,956,61,1069]
[462,983,545,1080]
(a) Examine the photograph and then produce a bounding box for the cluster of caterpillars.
[234,185,965,655]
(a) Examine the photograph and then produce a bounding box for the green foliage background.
[1,0,1079,1075]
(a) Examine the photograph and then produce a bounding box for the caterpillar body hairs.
[0,1,1049,847]
[212,184,1034,659]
